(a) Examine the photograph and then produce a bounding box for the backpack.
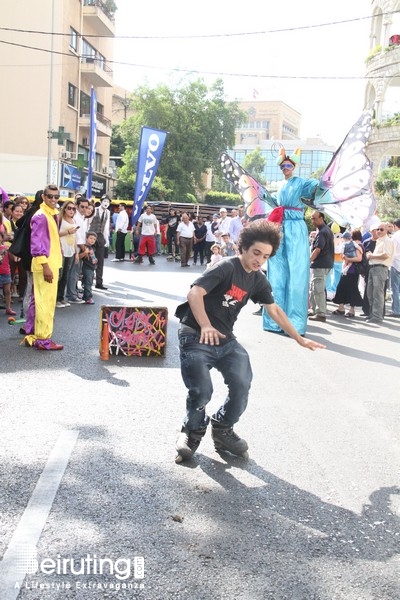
[354,247,369,276]
[8,215,33,271]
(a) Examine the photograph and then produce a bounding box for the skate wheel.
[241,451,249,460]
[8,317,16,324]
[175,453,184,464]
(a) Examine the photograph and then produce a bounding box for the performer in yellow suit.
[24,185,64,350]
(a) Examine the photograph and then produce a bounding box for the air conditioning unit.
[59,151,77,161]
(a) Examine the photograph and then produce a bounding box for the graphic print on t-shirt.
[223,284,248,307]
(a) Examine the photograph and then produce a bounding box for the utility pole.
[46,0,56,184]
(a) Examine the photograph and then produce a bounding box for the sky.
[113,1,373,148]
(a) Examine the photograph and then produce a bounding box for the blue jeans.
[82,264,95,300]
[179,333,253,431]
[391,266,400,314]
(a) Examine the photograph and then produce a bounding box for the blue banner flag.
[86,87,97,198]
[131,126,167,225]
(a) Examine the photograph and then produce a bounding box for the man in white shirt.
[112,203,130,262]
[135,205,158,265]
[390,218,400,317]
[229,205,245,243]
[176,212,195,267]
[366,222,394,323]
[215,207,232,241]
[66,196,89,303]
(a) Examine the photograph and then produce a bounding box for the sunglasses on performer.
[280,163,294,170]
[45,193,60,200]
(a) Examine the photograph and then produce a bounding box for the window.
[80,91,90,116]
[82,39,96,61]
[69,28,78,52]
[68,83,77,108]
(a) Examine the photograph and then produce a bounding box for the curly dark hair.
[238,220,282,257]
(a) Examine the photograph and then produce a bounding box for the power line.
[0,10,398,40]
[0,39,386,81]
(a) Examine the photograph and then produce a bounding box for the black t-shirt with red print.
[176,256,274,339]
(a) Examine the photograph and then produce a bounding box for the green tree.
[118,78,244,200]
[374,166,400,195]
[110,125,125,168]
[243,147,266,183]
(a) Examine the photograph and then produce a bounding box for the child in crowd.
[206,244,223,269]
[341,231,357,275]
[0,230,16,316]
[220,232,237,257]
[80,231,98,305]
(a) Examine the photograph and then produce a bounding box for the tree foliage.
[243,147,266,183]
[116,78,244,201]
[374,166,400,195]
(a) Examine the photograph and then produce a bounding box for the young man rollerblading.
[175,220,325,463]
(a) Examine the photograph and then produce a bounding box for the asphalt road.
[0,255,399,600]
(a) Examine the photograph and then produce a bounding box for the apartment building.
[0,0,115,197]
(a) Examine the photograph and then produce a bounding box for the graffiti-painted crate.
[100,306,168,358]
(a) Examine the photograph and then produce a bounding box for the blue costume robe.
[263,176,318,335]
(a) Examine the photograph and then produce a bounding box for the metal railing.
[81,55,113,77]
[82,0,115,22]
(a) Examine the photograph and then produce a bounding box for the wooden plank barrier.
[99,306,168,359]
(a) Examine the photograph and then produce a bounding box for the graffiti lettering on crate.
[101,306,168,357]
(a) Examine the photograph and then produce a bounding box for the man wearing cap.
[365,222,394,323]
[229,205,245,243]
[215,208,231,241]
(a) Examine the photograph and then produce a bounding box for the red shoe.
[5,308,17,316]
[36,340,64,351]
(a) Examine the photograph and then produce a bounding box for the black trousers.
[95,242,106,286]
[116,231,127,260]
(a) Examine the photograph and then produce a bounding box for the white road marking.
[0,430,79,600]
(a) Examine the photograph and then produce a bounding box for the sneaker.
[56,301,65,309]
[175,427,207,463]
[149,258,156,265]
[211,422,248,457]
[85,298,95,305]
[5,308,17,316]
[61,301,71,307]
[68,298,85,304]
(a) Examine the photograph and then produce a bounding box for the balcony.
[82,0,116,37]
[80,56,113,88]
[79,111,112,138]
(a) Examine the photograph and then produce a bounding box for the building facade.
[365,0,400,173]
[230,101,335,188]
[0,0,115,198]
